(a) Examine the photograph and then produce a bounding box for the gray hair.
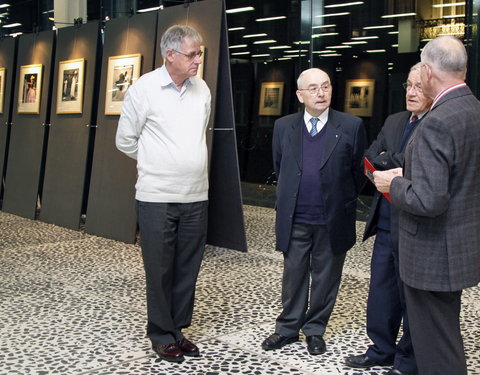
[160,25,202,58]
[410,62,423,72]
[420,36,467,77]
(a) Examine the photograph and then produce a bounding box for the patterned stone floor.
[0,205,479,375]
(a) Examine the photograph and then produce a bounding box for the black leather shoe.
[345,353,393,368]
[177,337,200,357]
[152,342,184,362]
[385,369,417,375]
[306,335,326,355]
[261,333,299,350]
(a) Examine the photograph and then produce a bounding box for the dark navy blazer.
[272,109,367,253]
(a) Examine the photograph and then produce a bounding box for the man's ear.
[296,90,304,104]
[165,49,176,63]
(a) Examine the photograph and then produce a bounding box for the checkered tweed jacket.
[390,85,480,292]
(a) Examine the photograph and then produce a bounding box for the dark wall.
[234,60,295,184]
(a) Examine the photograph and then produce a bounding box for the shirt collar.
[432,82,466,108]
[159,64,193,91]
[411,110,429,121]
[304,108,329,126]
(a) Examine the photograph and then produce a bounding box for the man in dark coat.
[262,68,366,355]
[346,63,432,375]
[373,36,480,375]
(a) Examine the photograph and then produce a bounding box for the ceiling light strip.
[432,2,465,8]
[226,6,255,14]
[325,2,363,8]
[256,16,287,22]
[381,13,416,18]
[316,12,350,18]
[363,24,394,29]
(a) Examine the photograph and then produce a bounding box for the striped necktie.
[310,117,319,137]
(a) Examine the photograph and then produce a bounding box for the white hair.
[420,36,467,77]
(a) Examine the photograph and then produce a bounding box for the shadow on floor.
[240,182,372,222]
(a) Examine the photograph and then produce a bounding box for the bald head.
[297,68,330,89]
[421,36,467,79]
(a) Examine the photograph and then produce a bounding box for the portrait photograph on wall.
[105,53,141,115]
[259,81,284,116]
[56,58,85,114]
[344,79,375,117]
[17,64,43,114]
[0,67,5,114]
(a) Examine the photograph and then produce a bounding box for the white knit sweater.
[115,65,211,203]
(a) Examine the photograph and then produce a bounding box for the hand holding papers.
[364,158,403,202]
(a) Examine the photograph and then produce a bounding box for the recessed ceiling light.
[256,16,287,22]
[342,41,368,44]
[312,32,339,37]
[352,36,379,40]
[325,2,363,8]
[316,12,350,17]
[432,2,465,7]
[243,33,267,38]
[366,49,386,53]
[363,25,394,29]
[326,45,352,49]
[3,22,21,28]
[228,27,245,31]
[285,49,308,53]
[381,13,416,18]
[251,53,270,57]
[226,6,255,14]
[138,6,161,13]
[312,24,336,29]
[253,40,277,44]
[229,44,248,49]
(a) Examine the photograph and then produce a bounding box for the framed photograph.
[196,45,205,79]
[0,67,5,114]
[259,81,284,116]
[17,64,43,114]
[105,53,141,115]
[56,58,85,114]
[344,79,375,117]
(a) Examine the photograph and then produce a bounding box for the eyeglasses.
[173,49,203,60]
[299,84,331,96]
[402,82,423,93]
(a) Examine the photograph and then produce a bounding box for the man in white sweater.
[116,25,211,363]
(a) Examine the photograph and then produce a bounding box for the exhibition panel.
[0,38,17,201]
[2,31,55,219]
[39,21,102,230]
[85,11,157,243]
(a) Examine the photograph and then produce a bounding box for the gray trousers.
[136,200,208,346]
[404,284,466,375]
[275,223,346,337]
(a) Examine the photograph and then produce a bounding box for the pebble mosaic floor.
[1,205,479,375]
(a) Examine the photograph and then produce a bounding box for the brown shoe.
[152,342,184,362]
[177,337,200,357]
